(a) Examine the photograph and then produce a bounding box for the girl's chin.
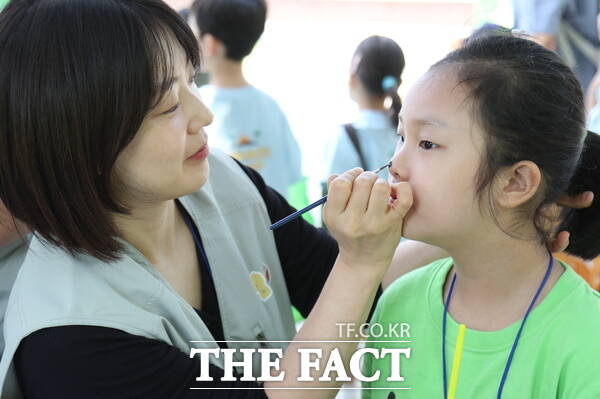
[400,218,430,243]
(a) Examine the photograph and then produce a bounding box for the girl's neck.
[443,233,563,331]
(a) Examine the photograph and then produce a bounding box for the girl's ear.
[495,161,542,208]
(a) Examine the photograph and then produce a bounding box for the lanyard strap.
[178,201,213,280]
[442,251,554,399]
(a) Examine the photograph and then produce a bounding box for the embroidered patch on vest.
[250,268,272,301]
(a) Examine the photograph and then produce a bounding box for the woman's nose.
[187,94,214,135]
[196,99,213,127]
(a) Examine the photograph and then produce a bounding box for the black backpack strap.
[343,123,368,170]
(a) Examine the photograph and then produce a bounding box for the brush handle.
[269,196,328,230]
[269,162,391,231]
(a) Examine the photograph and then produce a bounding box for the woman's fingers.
[365,178,392,217]
[550,191,593,253]
[556,191,594,209]
[389,182,414,218]
[327,174,339,186]
[346,172,378,213]
[324,168,363,218]
[550,231,570,253]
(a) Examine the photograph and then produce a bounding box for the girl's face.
[389,67,491,248]
[113,46,213,206]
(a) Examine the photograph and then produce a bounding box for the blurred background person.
[323,35,404,183]
[512,0,600,91]
[188,0,304,206]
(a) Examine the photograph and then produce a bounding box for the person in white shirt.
[324,36,404,182]
[189,0,302,199]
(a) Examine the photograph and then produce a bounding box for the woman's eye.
[419,140,438,150]
[164,103,179,114]
[190,71,201,86]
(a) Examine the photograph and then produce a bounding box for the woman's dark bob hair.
[0,0,200,261]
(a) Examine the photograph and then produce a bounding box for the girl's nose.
[388,147,409,183]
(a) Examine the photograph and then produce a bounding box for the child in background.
[324,36,404,181]
[363,32,600,398]
[190,0,303,200]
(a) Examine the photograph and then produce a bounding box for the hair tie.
[381,75,398,92]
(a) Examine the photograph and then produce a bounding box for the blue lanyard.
[442,251,554,399]
[178,201,213,280]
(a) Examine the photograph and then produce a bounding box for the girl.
[324,35,404,180]
[363,32,600,398]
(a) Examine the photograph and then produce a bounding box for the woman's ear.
[495,161,542,208]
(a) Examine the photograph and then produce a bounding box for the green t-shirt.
[363,258,600,398]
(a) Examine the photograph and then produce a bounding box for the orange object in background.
[554,252,600,291]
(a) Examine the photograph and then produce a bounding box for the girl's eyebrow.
[399,115,448,128]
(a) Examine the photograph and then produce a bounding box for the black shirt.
[14,161,379,398]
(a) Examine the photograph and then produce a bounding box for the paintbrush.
[269,162,392,230]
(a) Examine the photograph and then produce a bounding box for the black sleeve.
[234,160,382,319]
[15,326,268,399]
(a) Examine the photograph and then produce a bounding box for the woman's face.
[389,67,491,248]
[113,46,213,206]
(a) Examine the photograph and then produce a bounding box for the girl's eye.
[419,140,438,150]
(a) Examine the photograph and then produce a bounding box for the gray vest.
[0,239,29,359]
[0,150,296,397]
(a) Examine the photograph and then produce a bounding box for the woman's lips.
[187,144,209,161]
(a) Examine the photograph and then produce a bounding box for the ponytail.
[558,132,600,259]
[353,35,405,130]
[381,75,401,129]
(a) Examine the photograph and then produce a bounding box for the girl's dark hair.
[353,36,405,129]
[433,32,600,259]
[0,0,200,261]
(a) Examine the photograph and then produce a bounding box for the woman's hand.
[323,168,413,271]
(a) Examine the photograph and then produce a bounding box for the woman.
[0,1,413,397]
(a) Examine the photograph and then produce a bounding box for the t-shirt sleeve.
[14,325,269,399]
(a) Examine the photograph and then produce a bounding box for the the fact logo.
[189,346,411,384]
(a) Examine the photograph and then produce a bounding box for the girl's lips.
[187,144,209,161]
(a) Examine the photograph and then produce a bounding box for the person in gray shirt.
[513,0,599,90]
